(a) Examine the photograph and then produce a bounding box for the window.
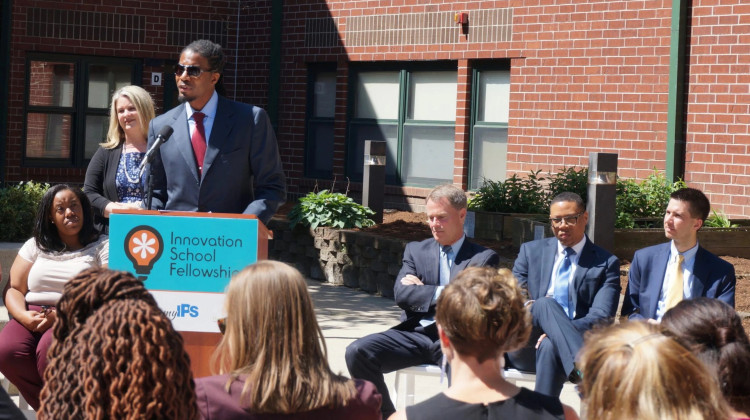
[24,54,140,166]
[469,65,510,190]
[305,65,337,178]
[347,65,457,186]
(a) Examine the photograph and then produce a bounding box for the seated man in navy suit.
[506,192,621,398]
[622,187,736,321]
[345,184,499,418]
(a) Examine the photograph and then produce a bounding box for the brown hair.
[213,260,356,414]
[662,297,750,415]
[39,268,198,420]
[435,267,531,362]
[578,321,730,420]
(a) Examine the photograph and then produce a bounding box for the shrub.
[0,181,49,242]
[288,190,376,229]
[468,170,548,214]
[704,209,738,228]
[615,171,686,228]
[547,167,588,203]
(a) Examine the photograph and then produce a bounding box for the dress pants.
[345,323,442,417]
[506,297,584,397]
[0,305,54,410]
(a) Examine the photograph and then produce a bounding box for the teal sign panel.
[109,213,258,293]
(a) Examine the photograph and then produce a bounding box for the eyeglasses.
[549,213,584,227]
[217,317,226,335]
[174,63,212,78]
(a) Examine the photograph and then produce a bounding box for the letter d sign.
[151,72,162,86]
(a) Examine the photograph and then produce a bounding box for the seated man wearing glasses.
[146,39,285,224]
[506,192,621,398]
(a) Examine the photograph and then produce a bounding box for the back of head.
[662,297,750,415]
[578,321,729,420]
[426,183,467,210]
[670,187,710,221]
[215,260,354,414]
[435,267,530,362]
[39,268,198,420]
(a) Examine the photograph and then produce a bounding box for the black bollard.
[363,140,386,224]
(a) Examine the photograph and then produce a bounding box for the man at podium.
[146,39,286,224]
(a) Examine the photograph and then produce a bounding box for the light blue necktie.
[554,247,575,319]
[440,245,453,286]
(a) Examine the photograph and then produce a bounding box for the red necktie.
[191,112,207,175]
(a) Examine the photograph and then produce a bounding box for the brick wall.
[5,0,750,217]
[684,0,750,217]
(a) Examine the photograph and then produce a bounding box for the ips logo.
[176,303,199,318]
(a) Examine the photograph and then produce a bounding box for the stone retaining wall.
[267,219,407,298]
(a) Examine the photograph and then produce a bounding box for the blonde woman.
[195,261,381,419]
[577,321,730,420]
[84,85,155,232]
[390,267,578,420]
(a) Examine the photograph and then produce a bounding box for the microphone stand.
[145,168,154,211]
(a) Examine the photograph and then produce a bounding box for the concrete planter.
[470,211,547,241]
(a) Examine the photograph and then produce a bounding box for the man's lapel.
[169,108,200,182]
[202,97,235,178]
[539,238,557,299]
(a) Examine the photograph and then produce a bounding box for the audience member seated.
[390,267,578,420]
[622,187,736,321]
[0,184,108,410]
[38,268,198,419]
[577,321,730,420]
[506,192,620,397]
[195,260,381,419]
[346,184,499,417]
[662,297,750,419]
[84,85,155,232]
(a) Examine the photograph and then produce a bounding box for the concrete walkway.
[307,279,582,414]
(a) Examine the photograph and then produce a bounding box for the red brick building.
[1,0,749,216]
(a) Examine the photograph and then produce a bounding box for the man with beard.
[146,39,285,224]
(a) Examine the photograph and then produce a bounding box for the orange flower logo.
[124,225,164,276]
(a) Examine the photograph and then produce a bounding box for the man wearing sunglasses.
[506,192,621,398]
[146,39,286,224]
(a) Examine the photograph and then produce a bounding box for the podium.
[108,210,271,378]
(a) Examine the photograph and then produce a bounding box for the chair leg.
[405,372,416,407]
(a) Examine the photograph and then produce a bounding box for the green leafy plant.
[468,170,548,214]
[288,190,376,229]
[0,181,49,241]
[615,171,686,228]
[704,209,738,228]
[546,167,589,203]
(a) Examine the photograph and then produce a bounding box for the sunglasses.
[174,63,212,78]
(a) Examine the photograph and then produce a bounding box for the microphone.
[139,125,174,177]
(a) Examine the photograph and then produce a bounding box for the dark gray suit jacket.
[147,96,286,224]
[622,242,736,320]
[512,236,621,331]
[393,237,499,330]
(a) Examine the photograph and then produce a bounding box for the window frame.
[346,62,457,187]
[304,63,338,179]
[23,53,141,168]
[468,61,511,190]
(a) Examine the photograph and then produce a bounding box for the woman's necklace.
[122,140,146,184]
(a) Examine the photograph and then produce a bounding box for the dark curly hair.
[34,184,100,253]
[38,268,198,420]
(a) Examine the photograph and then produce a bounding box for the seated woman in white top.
[0,184,108,410]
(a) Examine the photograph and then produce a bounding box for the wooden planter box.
[512,217,750,261]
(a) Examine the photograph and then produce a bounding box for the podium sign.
[108,210,270,377]
[109,211,261,335]
[109,211,262,333]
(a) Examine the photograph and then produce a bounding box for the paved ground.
[307,279,582,414]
